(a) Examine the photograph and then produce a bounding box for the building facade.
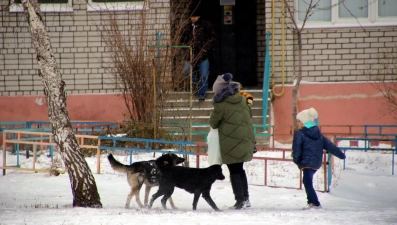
[0,0,396,137]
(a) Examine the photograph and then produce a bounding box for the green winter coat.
[209,83,255,165]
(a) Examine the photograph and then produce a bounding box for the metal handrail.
[262,32,271,128]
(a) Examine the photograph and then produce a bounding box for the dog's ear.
[163,161,169,165]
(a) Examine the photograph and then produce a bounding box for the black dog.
[107,153,185,208]
[148,153,225,211]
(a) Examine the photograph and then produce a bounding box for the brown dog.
[107,153,185,208]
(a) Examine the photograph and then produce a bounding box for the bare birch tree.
[283,0,318,130]
[21,0,102,208]
[283,0,376,129]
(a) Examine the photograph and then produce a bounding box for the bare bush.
[99,1,197,141]
[366,51,397,121]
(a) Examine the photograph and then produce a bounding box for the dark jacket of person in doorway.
[181,15,215,64]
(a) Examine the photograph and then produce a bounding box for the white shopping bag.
[207,127,222,165]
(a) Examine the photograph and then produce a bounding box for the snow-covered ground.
[0,142,396,225]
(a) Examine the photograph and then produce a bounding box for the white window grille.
[87,0,146,11]
[296,0,397,28]
[10,0,73,13]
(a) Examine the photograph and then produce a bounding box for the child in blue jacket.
[292,108,346,210]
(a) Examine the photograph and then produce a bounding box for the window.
[297,0,397,28]
[15,0,68,3]
[10,0,73,12]
[378,0,397,17]
[87,0,146,11]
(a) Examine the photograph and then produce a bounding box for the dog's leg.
[148,188,164,209]
[126,173,144,208]
[125,188,134,208]
[126,185,143,208]
[168,196,178,209]
[144,185,151,207]
[160,196,169,210]
[135,187,144,208]
[202,190,221,211]
[135,177,145,208]
[161,187,175,210]
[192,191,201,210]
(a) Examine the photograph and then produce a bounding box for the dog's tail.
[107,153,137,173]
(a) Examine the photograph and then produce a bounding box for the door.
[200,0,257,88]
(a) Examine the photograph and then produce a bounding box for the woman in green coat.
[210,73,255,209]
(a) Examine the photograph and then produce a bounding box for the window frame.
[296,0,397,28]
[87,0,147,12]
[10,0,73,13]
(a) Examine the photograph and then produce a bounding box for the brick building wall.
[0,0,172,96]
[265,0,397,85]
[1,0,395,97]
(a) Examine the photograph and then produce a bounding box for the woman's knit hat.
[296,108,319,124]
[212,73,233,94]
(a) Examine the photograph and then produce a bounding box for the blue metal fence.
[98,136,199,164]
[333,136,397,175]
[328,124,397,190]
[1,121,118,135]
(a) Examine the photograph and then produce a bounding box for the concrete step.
[162,97,264,108]
[161,116,265,125]
[160,88,271,146]
[160,107,264,117]
[165,90,267,101]
[169,131,271,145]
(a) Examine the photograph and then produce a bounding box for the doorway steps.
[160,89,272,145]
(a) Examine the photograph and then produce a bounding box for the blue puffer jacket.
[292,126,346,170]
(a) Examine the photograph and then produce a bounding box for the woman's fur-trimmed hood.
[213,82,241,103]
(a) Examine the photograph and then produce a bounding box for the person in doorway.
[210,73,255,209]
[181,7,215,101]
[292,107,346,210]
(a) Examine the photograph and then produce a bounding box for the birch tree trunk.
[21,0,102,208]
[283,0,314,131]
[292,31,303,131]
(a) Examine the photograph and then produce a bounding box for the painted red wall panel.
[273,82,395,127]
[0,94,127,122]
[1,82,395,143]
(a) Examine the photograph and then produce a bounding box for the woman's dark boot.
[240,170,251,207]
[229,174,245,209]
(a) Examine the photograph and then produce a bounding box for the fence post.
[393,136,396,175]
[327,152,332,192]
[299,169,302,190]
[2,132,6,176]
[97,144,101,174]
[264,159,267,186]
[33,144,36,171]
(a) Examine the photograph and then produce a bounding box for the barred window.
[11,0,72,12]
[14,0,68,3]
[297,0,397,28]
[91,0,143,2]
[87,0,146,11]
